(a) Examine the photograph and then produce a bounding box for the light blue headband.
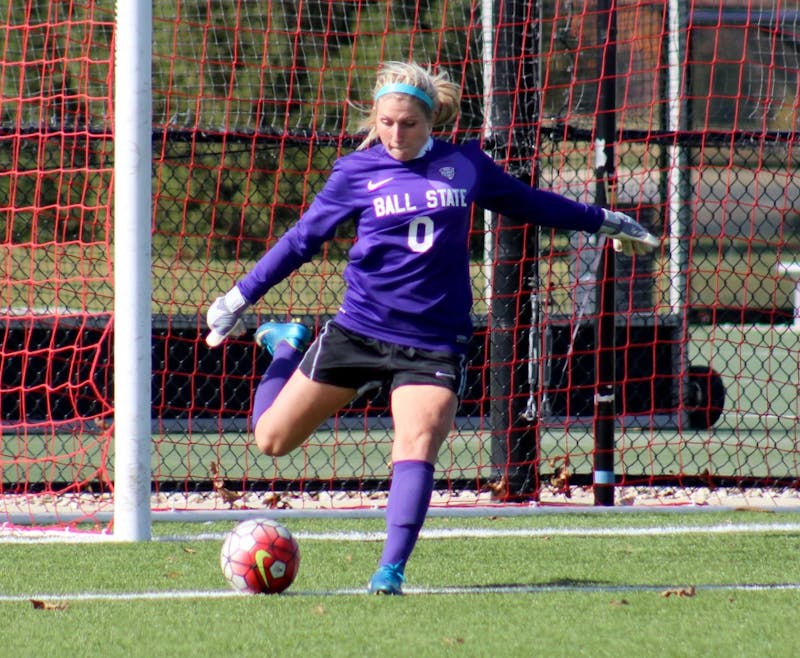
[374,82,434,110]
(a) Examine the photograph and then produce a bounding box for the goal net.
[2,0,800,528]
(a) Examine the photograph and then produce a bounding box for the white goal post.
[113,0,153,541]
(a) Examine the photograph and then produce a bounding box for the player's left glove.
[598,208,660,256]
[206,285,249,347]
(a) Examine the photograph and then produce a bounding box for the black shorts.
[298,321,467,398]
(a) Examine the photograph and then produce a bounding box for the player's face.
[375,95,433,161]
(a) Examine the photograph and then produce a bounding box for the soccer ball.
[220,518,300,594]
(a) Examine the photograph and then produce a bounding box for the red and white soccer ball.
[220,518,300,594]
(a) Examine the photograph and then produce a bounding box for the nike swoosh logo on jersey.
[367,177,393,191]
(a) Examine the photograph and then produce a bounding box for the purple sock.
[379,460,435,570]
[251,341,303,427]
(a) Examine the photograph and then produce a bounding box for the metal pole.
[667,0,690,314]
[485,0,540,499]
[593,0,618,506]
[666,0,693,428]
[113,0,153,540]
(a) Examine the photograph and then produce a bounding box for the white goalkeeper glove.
[598,208,660,256]
[206,285,249,347]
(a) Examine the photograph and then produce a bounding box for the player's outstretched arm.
[206,285,249,347]
[597,208,660,256]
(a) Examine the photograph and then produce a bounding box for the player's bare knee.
[253,418,296,456]
[393,429,444,463]
[254,430,292,457]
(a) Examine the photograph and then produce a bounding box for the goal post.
[113,0,153,541]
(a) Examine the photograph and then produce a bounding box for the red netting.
[3,1,800,527]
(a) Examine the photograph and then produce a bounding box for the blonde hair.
[355,61,461,150]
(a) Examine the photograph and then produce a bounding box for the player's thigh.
[255,370,356,456]
[390,384,458,463]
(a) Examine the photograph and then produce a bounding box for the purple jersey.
[237,139,603,354]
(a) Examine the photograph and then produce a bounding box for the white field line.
[173,521,800,543]
[3,521,800,543]
[1,582,800,603]
[2,524,799,602]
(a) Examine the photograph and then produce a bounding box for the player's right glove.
[598,208,660,256]
[206,285,249,347]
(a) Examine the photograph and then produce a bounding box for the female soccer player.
[206,61,657,594]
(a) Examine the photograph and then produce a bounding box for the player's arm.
[205,163,355,347]
[469,142,659,254]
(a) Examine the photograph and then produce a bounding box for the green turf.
[1,512,798,657]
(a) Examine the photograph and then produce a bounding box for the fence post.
[593,0,618,506]
[485,0,541,499]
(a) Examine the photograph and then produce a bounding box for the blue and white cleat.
[254,322,311,355]
[367,563,405,595]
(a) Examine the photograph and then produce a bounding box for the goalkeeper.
[207,60,658,595]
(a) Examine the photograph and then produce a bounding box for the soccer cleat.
[367,563,405,595]
[254,321,311,356]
